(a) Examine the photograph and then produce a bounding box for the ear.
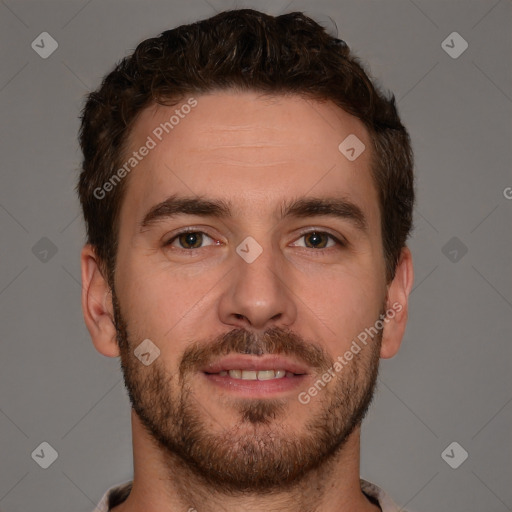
[80,244,120,358]
[380,246,414,359]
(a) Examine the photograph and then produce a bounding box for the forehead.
[119,90,380,233]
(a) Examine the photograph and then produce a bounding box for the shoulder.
[360,478,406,512]
[93,480,133,512]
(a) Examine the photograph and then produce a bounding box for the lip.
[203,371,309,396]
[201,354,310,375]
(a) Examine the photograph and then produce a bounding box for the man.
[78,8,414,512]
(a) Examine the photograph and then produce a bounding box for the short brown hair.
[77,8,414,287]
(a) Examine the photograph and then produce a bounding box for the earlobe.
[80,244,120,358]
[380,246,414,359]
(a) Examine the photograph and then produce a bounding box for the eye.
[291,230,344,250]
[164,230,218,250]
[163,229,345,252]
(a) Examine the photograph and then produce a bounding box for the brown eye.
[177,232,203,249]
[292,231,343,250]
[164,230,216,250]
[303,231,330,248]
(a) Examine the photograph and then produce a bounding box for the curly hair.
[77,8,414,287]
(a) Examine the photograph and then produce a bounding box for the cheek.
[115,255,217,359]
[306,267,384,355]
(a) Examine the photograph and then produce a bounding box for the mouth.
[213,369,297,380]
[201,355,310,396]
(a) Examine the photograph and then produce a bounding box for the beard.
[112,290,382,494]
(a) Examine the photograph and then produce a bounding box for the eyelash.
[163,228,346,253]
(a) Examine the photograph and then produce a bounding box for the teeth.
[219,369,290,380]
[257,370,276,381]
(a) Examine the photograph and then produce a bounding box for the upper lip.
[202,355,310,375]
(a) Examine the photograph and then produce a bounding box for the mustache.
[111,289,332,376]
[179,327,333,379]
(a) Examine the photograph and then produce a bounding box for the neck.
[112,409,380,512]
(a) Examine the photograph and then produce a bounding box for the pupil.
[308,232,325,248]
[182,232,201,248]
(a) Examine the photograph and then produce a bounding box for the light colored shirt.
[92,478,408,511]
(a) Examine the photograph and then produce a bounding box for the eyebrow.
[140,194,368,233]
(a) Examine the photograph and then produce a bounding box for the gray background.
[0,0,511,511]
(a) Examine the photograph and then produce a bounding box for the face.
[110,91,390,492]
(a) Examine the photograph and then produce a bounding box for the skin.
[81,90,414,512]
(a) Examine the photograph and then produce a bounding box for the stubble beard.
[112,290,382,494]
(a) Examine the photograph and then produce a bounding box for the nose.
[217,241,297,332]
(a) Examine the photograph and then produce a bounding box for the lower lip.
[202,372,309,397]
